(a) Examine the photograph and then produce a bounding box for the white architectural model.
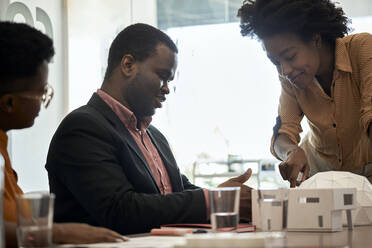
[287,188,356,232]
[300,171,372,226]
[252,187,357,232]
[251,189,288,231]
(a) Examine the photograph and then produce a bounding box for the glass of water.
[209,187,240,232]
[15,192,55,248]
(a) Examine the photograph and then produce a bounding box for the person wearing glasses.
[238,0,372,187]
[0,21,126,247]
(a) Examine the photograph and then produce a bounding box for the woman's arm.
[52,223,127,244]
[270,78,308,187]
[5,221,126,247]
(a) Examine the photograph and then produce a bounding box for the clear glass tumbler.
[209,187,240,232]
[15,192,55,248]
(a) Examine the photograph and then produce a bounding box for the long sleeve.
[270,78,304,159]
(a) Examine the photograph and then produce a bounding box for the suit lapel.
[88,93,160,193]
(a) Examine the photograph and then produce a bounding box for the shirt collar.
[334,37,353,73]
[96,89,152,131]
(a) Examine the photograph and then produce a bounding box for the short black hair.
[104,23,178,81]
[238,0,350,43]
[0,21,54,92]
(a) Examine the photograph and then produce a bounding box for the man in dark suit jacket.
[46,23,252,235]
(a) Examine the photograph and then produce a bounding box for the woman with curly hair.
[238,0,372,187]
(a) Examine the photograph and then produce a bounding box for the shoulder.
[55,104,116,140]
[342,33,372,43]
[340,33,372,53]
[338,33,372,72]
[60,105,101,129]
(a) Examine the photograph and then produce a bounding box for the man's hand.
[53,223,128,244]
[218,168,253,222]
[279,147,309,187]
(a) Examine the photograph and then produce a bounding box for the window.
[299,197,320,204]
[344,194,353,205]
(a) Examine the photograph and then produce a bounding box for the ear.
[120,55,137,77]
[313,34,322,48]
[0,94,16,113]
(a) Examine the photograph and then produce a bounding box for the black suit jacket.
[46,93,207,234]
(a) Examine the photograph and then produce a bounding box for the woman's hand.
[53,223,128,244]
[278,147,309,187]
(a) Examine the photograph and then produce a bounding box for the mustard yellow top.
[271,33,372,172]
[1,129,23,222]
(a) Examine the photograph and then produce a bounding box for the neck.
[101,80,131,110]
[316,42,335,95]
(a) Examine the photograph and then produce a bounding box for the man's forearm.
[274,134,299,161]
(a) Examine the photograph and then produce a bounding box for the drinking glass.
[209,187,240,232]
[15,192,54,248]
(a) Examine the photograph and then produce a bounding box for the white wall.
[0,0,157,192]
[0,0,156,192]
[338,0,372,17]
[67,0,156,110]
[0,0,68,192]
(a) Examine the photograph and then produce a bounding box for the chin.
[25,120,36,128]
[146,109,156,116]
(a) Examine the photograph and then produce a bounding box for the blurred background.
[1,0,372,191]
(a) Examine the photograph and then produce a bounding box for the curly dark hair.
[104,23,178,81]
[0,21,54,92]
[237,0,350,43]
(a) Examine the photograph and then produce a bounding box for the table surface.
[129,226,372,248]
[266,226,371,247]
[59,226,372,248]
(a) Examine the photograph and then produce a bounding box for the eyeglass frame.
[8,83,54,109]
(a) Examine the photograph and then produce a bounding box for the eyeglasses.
[15,83,54,109]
